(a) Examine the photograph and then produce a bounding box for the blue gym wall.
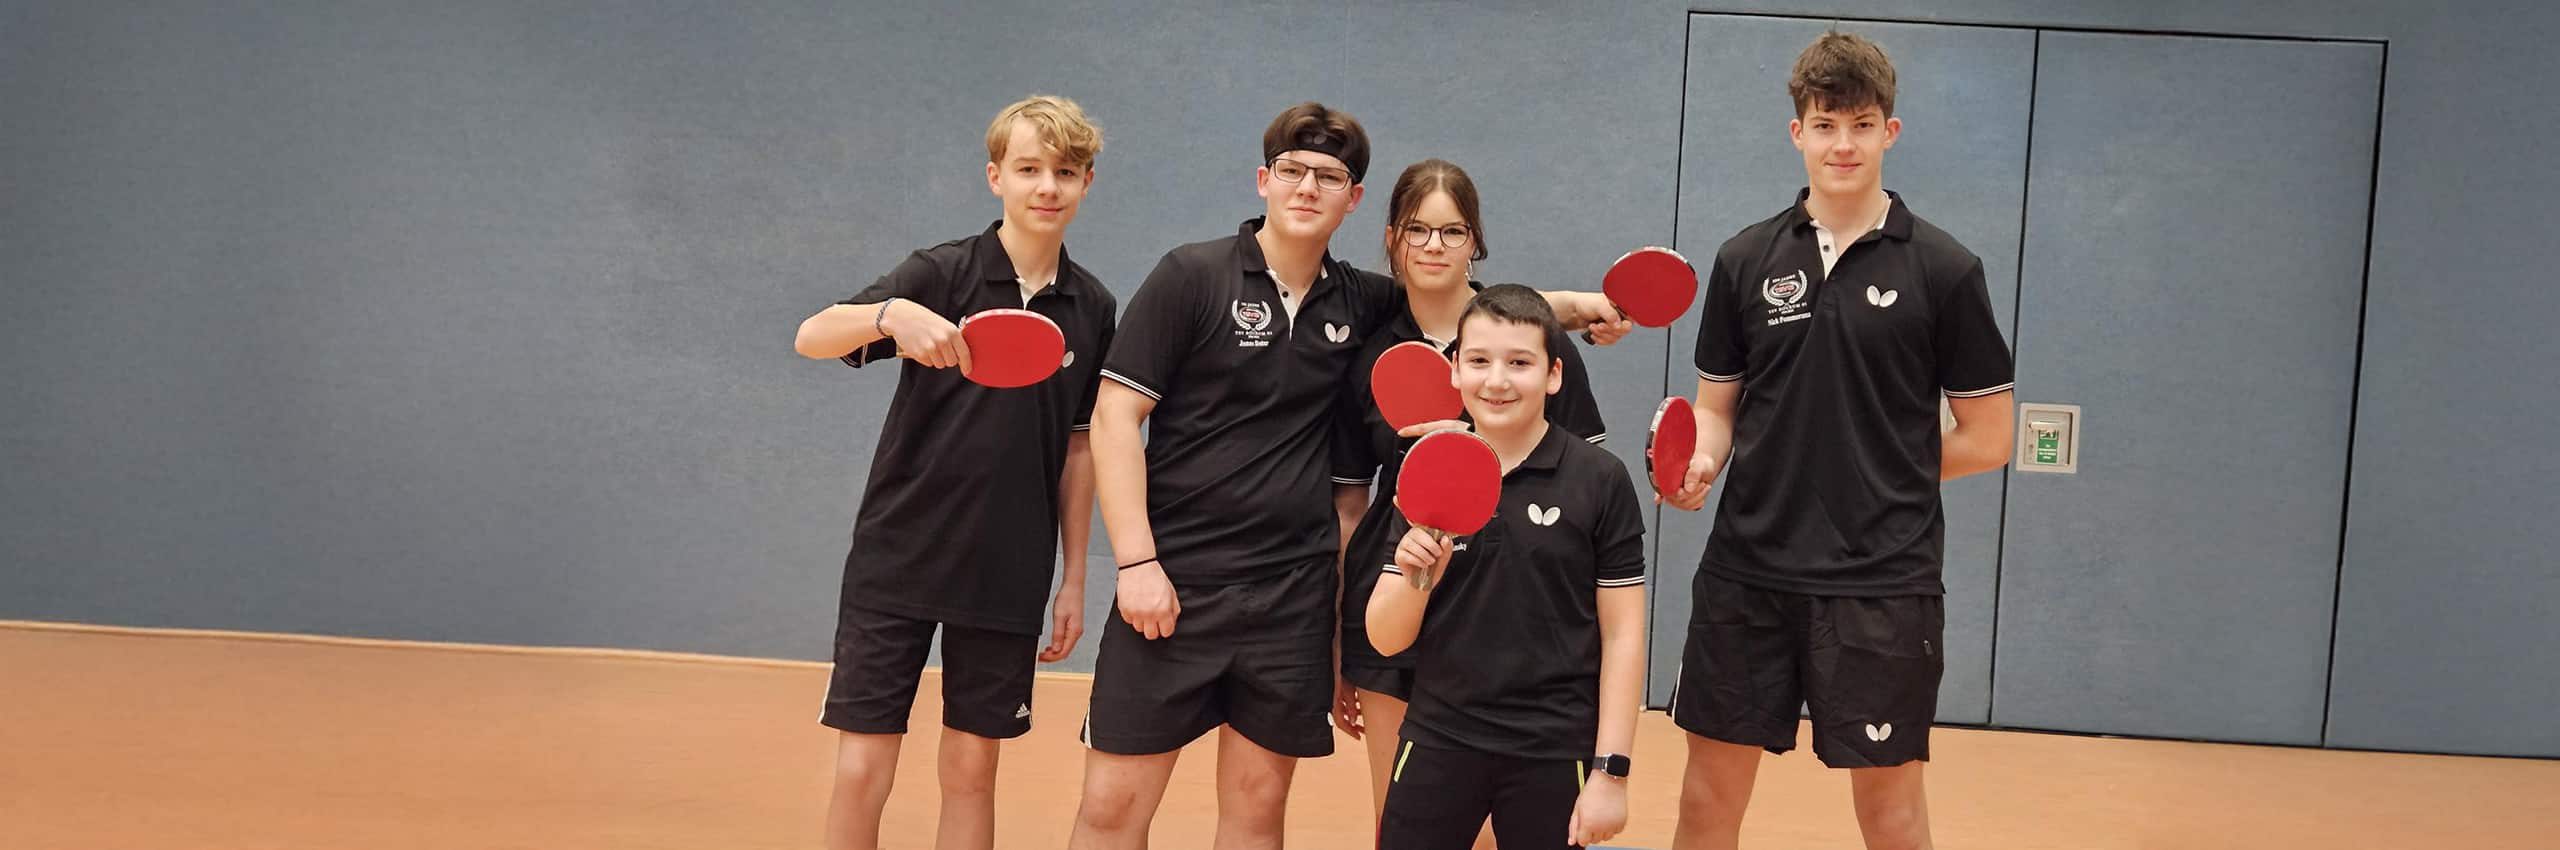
[3,1,2551,758]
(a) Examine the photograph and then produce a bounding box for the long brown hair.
[1380,158,1490,285]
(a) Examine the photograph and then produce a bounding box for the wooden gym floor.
[4,622,2553,849]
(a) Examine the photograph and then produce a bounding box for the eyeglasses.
[1268,157,1354,192]
[1398,221,1474,249]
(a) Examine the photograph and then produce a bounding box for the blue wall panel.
[1990,31,2379,746]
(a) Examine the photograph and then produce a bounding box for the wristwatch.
[1591,753,1632,779]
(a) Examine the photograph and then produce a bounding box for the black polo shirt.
[1100,218,1401,587]
[1693,190,2013,597]
[1332,289,1609,632]
[1381,426,1649,761]
[832,221,1117,634]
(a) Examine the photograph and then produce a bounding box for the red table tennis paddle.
[898,308,1067,388]
[1370,340,1463,432]
[1646,396,1697,500]
[1582,246,1700,343]
[1394,429,1503,590]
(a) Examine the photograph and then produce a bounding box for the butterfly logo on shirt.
[1865,286,1900,309]
[1526,504,1562,526]
[1324,322,1351,344]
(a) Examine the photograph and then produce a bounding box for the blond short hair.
[985,95,1102,168]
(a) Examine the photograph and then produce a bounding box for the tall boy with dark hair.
[1662,32,2016,850]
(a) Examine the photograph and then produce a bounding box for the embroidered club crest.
[1762,270,1809,308]
[1232,300,1273,332]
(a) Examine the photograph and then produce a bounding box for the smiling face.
[985,119,1092,238]
[1784,32,1902,201]
[1257,150,1362,244]
[1391,190,1475,297]
[1452,313,1561,434]
[1790,104,1900,199]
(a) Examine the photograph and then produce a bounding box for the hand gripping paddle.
[1581,246,1700,343]
[1394,429,1502,590]
[1369,340,1463,432]
[899,308,1067,388]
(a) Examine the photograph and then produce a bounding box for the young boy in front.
[1367,284,1650,850]
[789,94,1117,850]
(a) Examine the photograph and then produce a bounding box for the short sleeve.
[1098,252,1205,403]
[1692,252,1747,383]
[1935,257,2015,398]
[835,252,946,369]
[1592,459,1648,588]
[1375,512,1414,577]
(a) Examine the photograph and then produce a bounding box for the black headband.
[1281,131,1364,183]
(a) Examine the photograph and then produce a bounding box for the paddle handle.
[1408,527,1448,591]
[1578,300,1626,345]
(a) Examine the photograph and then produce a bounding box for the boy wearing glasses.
[1070,103,1628,848]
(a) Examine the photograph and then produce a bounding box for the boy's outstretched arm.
[794,299,974,373]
